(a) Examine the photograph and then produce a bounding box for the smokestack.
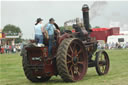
[82,4,90,32]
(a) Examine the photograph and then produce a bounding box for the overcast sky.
[1,1,128,39]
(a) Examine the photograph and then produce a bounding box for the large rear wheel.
[21,43,51,82]
[56,38,88,82]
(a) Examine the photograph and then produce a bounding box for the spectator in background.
[16,45,20,52]
[122,43,126,49]
[105,43,109,49]
[11,45,13,53]
[108,42,112,49]
[111,42,115,49]
[118,42,121,48]
[5,44,9,53]
[0,45,1,54]
[97,42,101,49]
[9,45,12,53]
[116,42,119,49]
[13,45,16,53]
[126,42,128,48]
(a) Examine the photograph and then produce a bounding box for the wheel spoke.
[100,54,103,61]
[71,70,74,78]
[73,43,77,51]
[101,54,105,61]
[77,70,80,76]
[78,49,82,55]
[67,60,72,64]
[69,65,74,78]
[77,61,84,65]
[74,66,80,76]
[99,63,102,66]
[102,66,105,73]
[99,54,105,66]
[69,46,73,55]
[69,65,73,72]
[74,49,78,56]
[76,49,82,57]
[67,53,72,58]
[99,61,105,66]
[100,66,104,73]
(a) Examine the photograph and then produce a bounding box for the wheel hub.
[73,56,78,64]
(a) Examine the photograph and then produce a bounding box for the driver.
[46,18,59,57]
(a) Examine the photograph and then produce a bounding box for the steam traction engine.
[21,4,110,82]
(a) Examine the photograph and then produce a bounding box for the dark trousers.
[48,35,54,56]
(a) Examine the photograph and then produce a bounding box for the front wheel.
[95,50,110,75]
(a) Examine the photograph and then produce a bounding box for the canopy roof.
[92,28,109,31]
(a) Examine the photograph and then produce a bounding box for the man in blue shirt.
[46,18,57,56]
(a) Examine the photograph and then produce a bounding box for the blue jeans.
[35,34,43,44]
[48,35,54,56]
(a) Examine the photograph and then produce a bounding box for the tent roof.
[92,28,109,31]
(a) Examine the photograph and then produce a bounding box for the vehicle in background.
[107,35,128,44]
[107,35,128,49]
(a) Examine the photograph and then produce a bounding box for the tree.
[2,24,22,43]
[89,24,92,29]
[67,26,73,30]
[93,26,101,28]
[59,26,65,33]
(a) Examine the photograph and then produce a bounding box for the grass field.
[0,49,128,85]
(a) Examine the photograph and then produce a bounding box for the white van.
[107,35,128,44]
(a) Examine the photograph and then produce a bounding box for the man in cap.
[46,18,58,56]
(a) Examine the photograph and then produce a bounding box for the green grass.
[0,49,128,85]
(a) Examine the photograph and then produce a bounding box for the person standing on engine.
[34,18,44,47]
[46,18,56,56]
